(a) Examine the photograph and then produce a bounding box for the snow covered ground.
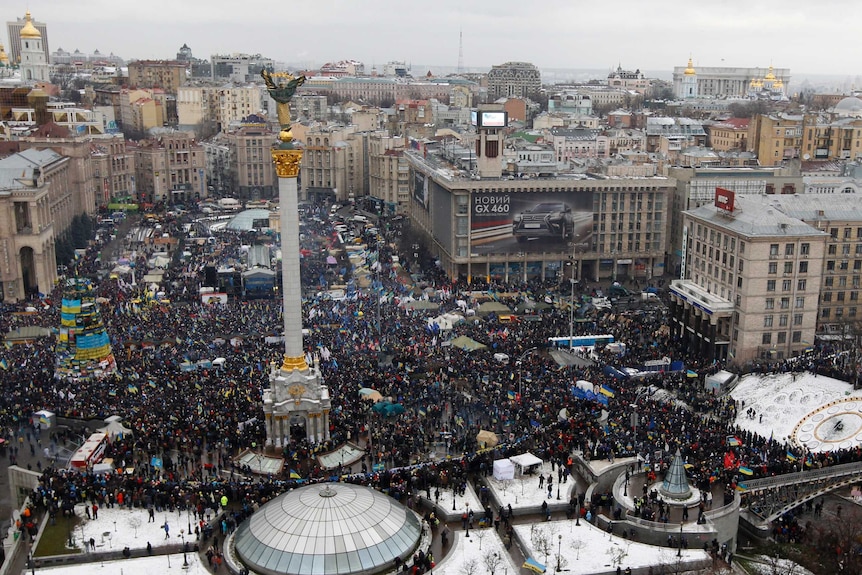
[33,552,210,575]
[731,371,862,444]
[66,503,207,554]
[434,525,520,575]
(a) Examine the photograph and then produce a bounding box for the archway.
[289,414,307,440]
[19,247,37,298]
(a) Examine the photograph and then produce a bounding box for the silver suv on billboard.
[512,202,574,242]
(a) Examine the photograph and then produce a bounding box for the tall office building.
[6,11,49,64]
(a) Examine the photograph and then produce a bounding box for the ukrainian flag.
[599,384,615,398]
[418,407,427,417]
[523,558,546,574]
[507,390,516,400]
[289,469,302,479]
[786,451,798,462]
[0,359,7,370]
[738,466,754,476]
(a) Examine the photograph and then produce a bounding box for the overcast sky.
[8,0,862,80]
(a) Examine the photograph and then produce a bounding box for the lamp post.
[575,499,580,526]
[677,521,683,557]
[556,483,560,500]
[465,502,470,537]
[181,529,188,567]
[556,534,562,572]
[568,278,576,351]
[517,347,538,398]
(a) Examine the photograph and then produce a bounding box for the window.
[762,333,772,345]
[765,298,775,310]
[780,297,790,309]
[779,315,788,327]
[829,245,837,255]
[823,292,832,302]
[782,279,791,291]
[799,261,808,273]
[798,279,807,291]
[763,315,774,327]
[795,297,805,308]
[785,244,794,256]
[784,262,793,274]
[768,262,778,274]
[769,244,779,256]
[777,332,787,344]
[792,331,802,343]
[740,242,745,254]
[800,243,810,255]
[793,314,803,325]
[822,308,831,318]
[767,280,776,292]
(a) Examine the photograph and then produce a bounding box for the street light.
[556,534,562,572]
[517,347,539,398]
[465,502,470,537]
[568,278,576,351]
[181,529,188,567]
[575,498,580,526]
[677,521,683,557]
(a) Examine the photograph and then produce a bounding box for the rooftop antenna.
[457,28,464,75]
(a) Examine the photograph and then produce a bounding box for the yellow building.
[707,118,750,152]
[748,113,804,166]
[801,115,862,161]
[119,88,167,134]
[126,60,187,93]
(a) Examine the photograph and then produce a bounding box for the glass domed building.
[234,483,422,575]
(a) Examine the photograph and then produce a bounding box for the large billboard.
[413,171,429,210]
[471,191,593,254]
[715,187,735,212]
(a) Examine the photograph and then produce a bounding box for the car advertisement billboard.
[471,191,593,254]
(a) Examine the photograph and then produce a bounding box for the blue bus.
[548,334,615,348]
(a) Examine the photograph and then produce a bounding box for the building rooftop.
[0,148,64,190]
[685,195,828,238]
[766,193,862,222]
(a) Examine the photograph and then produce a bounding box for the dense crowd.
[2,202,862,554]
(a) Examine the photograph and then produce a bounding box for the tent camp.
[493,458,515,481]
[509,452,543,475]
[426,312,464,331]
[450,335,487,352]
[575,380,595,393]
[98,416,132,439]
[477,301,511,316]
[403,300,440,311]
[476,429,499,448]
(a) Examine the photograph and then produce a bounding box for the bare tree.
[460,558,479,575]
[483,551,504,575]
[128,516,142,538]
[473,528,487,550]
[606,541,629,568]
[531,525,555,565]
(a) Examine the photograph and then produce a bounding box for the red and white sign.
[715,187,735,212]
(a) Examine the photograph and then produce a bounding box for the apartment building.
[294,124,366,204]
[706,118,749,152]
[126,60,187,93]
[487,61,541,99]
[765,194,862,337]
[119,88,168,133]
[671,193,826,363]
[368,133,409,212]
[177,84,264,133]
[132,131,206,204]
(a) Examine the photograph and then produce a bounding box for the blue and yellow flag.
[289,469,302,479]
[599,384,615,398]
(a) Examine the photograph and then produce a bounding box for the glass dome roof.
[225,209,272,231]
[234,483,422,575]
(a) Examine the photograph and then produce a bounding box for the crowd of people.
[2,201,862,564]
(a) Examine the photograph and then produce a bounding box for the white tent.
[98,419,133,439]
[509,452,543,474]
[575,380,595,393]
[492,459,515,481]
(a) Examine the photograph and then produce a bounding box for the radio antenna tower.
[457,28,464,75]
